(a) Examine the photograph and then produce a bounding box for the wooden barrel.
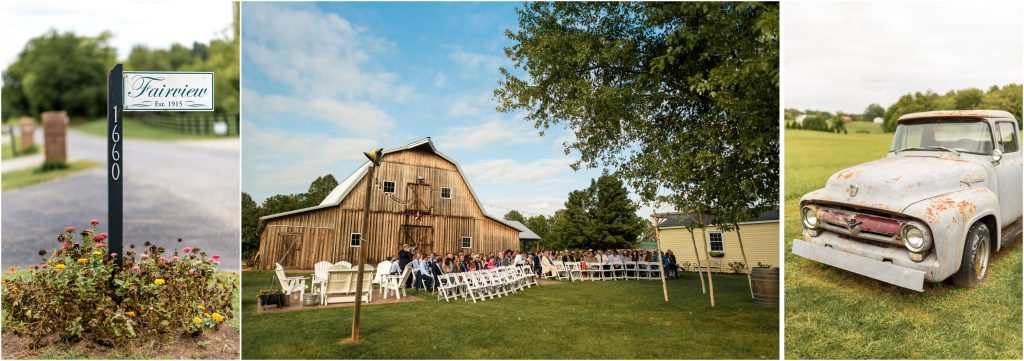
[751,267,779,307]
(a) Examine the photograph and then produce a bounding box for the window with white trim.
[440,187,451,199]
[350,233,362,247]
[708,231,724,252]
[461,236,472,249]
[382,180,396,194]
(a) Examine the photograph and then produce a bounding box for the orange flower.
[7,267,15,272]
[126,311,136,318]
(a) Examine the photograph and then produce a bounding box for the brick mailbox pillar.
[41,111,68,162]
[18,117,35,152]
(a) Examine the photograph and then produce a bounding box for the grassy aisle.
[783,128,1023,359]
[241,270,778,359]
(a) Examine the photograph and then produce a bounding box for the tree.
[524,214,551,241]
[495,2,779,229]
[304,174,339,207]
[503,210,526,224]
[589,174,644,249]
[241,192,261,259]
[863,103,885,121]
[1,30,116,120]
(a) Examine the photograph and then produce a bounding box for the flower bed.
[2,220,236,346]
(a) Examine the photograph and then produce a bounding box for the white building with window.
[656,210,779,273]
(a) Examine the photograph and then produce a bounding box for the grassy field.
[844,121,885,134]
[1,160,99,191]
[72,119,234,141]
[242,270,778,359]
[783,129,1023,359]
[1,143,41,160]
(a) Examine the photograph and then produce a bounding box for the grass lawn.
[1,143,41,161]
[783,129,1023,359]
[72,118,235,141]
[1,160,99,191]
[844,121,884,134]
[242,270,778,359]
[2,272,241,359]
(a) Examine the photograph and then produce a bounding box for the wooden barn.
[255,137,521,269]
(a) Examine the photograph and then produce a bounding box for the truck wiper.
[927,146,961,156]
[894,146,927,154]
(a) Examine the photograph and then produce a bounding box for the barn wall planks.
[256,144,520,269]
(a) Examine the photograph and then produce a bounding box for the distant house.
[255,137,521,269]
[841,115,853,123]
[873,116,884,124]
[794,114,806,125]
[656,210,779,273]
[504,220,541,250]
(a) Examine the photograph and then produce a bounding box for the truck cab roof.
[897,110,1017,123]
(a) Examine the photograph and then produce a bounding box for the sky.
[785,1,1023,113]
[0,1,234,69]
[241,2,657,219]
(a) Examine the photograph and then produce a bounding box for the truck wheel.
[953,222,991,288]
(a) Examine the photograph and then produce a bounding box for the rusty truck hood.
[805,154,988,214]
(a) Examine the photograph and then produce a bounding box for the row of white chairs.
[548,260,665,282]
[434,265,539,303]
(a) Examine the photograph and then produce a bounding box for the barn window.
[461,236,472,249]
[440,187,451,199]
[708,231,724,252]
[382,180,396,194]
[350,233,362,247]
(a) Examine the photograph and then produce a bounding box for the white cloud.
[463,158,574,183]
[244,89,393,137]
[243,122,376,200]
[243,3,413,100]
[438,119,540,151]
[449,49,504,73]
[785,1,1022,112]
[0,1,233,69]
[434,73,448,88]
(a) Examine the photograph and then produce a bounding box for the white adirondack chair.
[372,260,392,297]
[381,263,411,300]
[274,262,307,300]
[311,261,333,303]
[335,261,353,268]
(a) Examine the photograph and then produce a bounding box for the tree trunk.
[700,215,715,307]
[734,222,753,299]
[688,228,706,294]
[652,214,669,302]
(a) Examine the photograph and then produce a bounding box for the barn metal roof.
[260,137,519,231]
[504,220,541,240]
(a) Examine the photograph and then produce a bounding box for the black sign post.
[108,64,124,267]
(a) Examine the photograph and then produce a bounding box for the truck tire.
[953,222,991,288]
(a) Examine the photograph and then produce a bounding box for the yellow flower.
[211,313,224,323]
[154,278,166,285]
[196,305,205,310]
[77,258,88,264]
[193,317,203,325]
[55,264,66,270]
[92,251,102,255]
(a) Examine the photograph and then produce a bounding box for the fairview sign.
[123,71,214,111]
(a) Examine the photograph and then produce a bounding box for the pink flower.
[172,256,180,262]
[158,257,169,262]
[182,247,192,253]
[95,243,105,248]
[93,233,108,242]
[40,264,48,269]
[130,265,141,271]
[62,243,71,249]
[89,219,99,226]
[65,227,75,233]
[141,253,149,259]
[110,253,118,258]
[211,255,221,261]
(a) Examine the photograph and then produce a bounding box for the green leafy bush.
[2,220,235,345]
[709,251,725,258]
[727,261,747,274]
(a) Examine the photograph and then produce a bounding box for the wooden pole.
[734,222,753,299]
[699,214,715,307]
[350,163,376,341]
[651,214,669,302]
[688,228,706,294]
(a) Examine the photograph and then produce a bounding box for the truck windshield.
[890,120,993,155]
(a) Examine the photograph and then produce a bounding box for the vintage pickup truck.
[793,110,1022,291]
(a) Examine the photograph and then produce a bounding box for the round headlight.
[902,224,930,253]
[802,206,819,229]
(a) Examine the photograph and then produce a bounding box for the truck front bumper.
[792,236,930,292]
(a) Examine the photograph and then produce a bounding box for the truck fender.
[903,188,1000,275]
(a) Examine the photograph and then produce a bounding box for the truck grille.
[817,207,905,246]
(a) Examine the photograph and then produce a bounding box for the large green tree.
[241,192,261,259]
[496,2,779,230]
[304,174,339,207]
[546,174,645,250]
[1,30,116,120]
[503,210,526,224]
[863,103,885,121]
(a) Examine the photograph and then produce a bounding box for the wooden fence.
[129,113,239,136]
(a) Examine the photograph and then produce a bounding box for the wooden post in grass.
[351,147,382,342]
[651,213,669,302]
[734,222,753,299]
[687,227,706,294]
[699,213,715,307]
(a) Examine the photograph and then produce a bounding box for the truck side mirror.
[992,149,1003,165]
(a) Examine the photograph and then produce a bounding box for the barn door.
[406,182,432,214]
[401,225,434,255]
[276,232,302,268]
